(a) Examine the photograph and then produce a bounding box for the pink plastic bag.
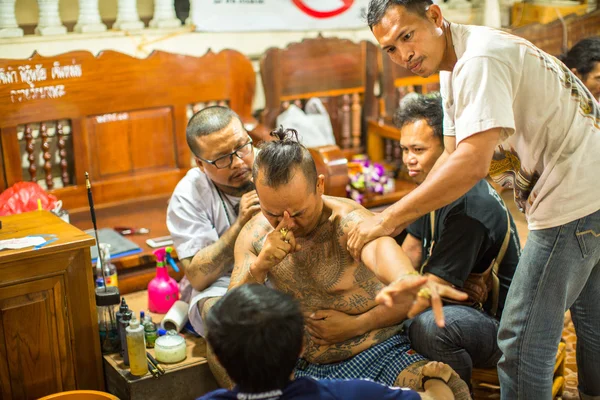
[0,182,58,216]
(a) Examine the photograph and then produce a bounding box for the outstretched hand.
[376,275,468,328]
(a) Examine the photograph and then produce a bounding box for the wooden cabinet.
[0,211,104,399]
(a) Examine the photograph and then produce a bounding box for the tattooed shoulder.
[336,208,373,238]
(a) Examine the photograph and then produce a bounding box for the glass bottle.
[95,286,120,354]
[143,312,158,348]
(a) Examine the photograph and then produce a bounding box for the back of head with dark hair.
[394,93,444,144]
[561,37,600,79]
[367,0,434,28]
[205,284,305,393]
[252,127,318,192]
[186,106,244,157]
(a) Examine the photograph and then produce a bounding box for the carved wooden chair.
[258,35,379,161]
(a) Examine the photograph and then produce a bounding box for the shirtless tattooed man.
[224,127,471,399]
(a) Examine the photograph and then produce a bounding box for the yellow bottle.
[126,316,148,376]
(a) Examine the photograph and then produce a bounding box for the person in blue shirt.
[197,284,457,400]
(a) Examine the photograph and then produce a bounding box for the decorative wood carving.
[24,124,36,181]
[40,121,53,189]
[56,121,69,186]
[341,94,351,149]
[0,49,256,209]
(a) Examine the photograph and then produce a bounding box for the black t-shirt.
[405,180,521,317]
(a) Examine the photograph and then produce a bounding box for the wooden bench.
[0,49,350,294]
[0,49,258,294]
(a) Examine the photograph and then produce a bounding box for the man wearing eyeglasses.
[167,106,260,339]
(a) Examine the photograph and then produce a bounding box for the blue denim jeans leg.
[406,305,502,388]
[497,208,600,399]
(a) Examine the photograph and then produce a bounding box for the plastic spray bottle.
[126,315,148,376]
[97,243,118,288]
[147,247,180,313]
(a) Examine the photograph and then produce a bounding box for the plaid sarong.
[294,334,426,386]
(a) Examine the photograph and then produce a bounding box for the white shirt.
[441,23,600,230]
[167,167,240,260]
[166,167,241,336]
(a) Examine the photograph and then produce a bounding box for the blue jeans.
[498,208,600,399]
[406,305,502,388]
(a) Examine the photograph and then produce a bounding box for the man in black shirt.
[397,94,521,388]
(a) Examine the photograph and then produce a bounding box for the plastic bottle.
[126,315,148,376]
[99,243,118,288]
[147,247,180,313]
[143,312,158,348]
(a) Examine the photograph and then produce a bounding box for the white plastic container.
[154,334,186,363]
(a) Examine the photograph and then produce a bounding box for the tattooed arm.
[341,209,420,284]
[229,218,264,289]
[182,221,246,292]
[183,190,261,291]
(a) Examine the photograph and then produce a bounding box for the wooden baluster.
[351,93,361,149]
[57,121,69,186]
[378,97,387,123]
[25,124,36,181]
[385,139,393,164]
[393,141,402,168]
[341,94,351,149]
[192,103,203,113]
[40,122,53,189]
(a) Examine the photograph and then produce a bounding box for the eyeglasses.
[197,138,254,169]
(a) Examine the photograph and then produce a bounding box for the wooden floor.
[472,191,579,399]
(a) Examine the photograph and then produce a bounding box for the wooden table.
[102,290,218,400]
[0,211,104,399]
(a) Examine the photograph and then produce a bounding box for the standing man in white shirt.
[347,1,600,399]
[167,106,260,337]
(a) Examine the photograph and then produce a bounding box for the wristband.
[421,375,449,389]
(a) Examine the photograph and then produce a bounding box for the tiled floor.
[472,191,579,399]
